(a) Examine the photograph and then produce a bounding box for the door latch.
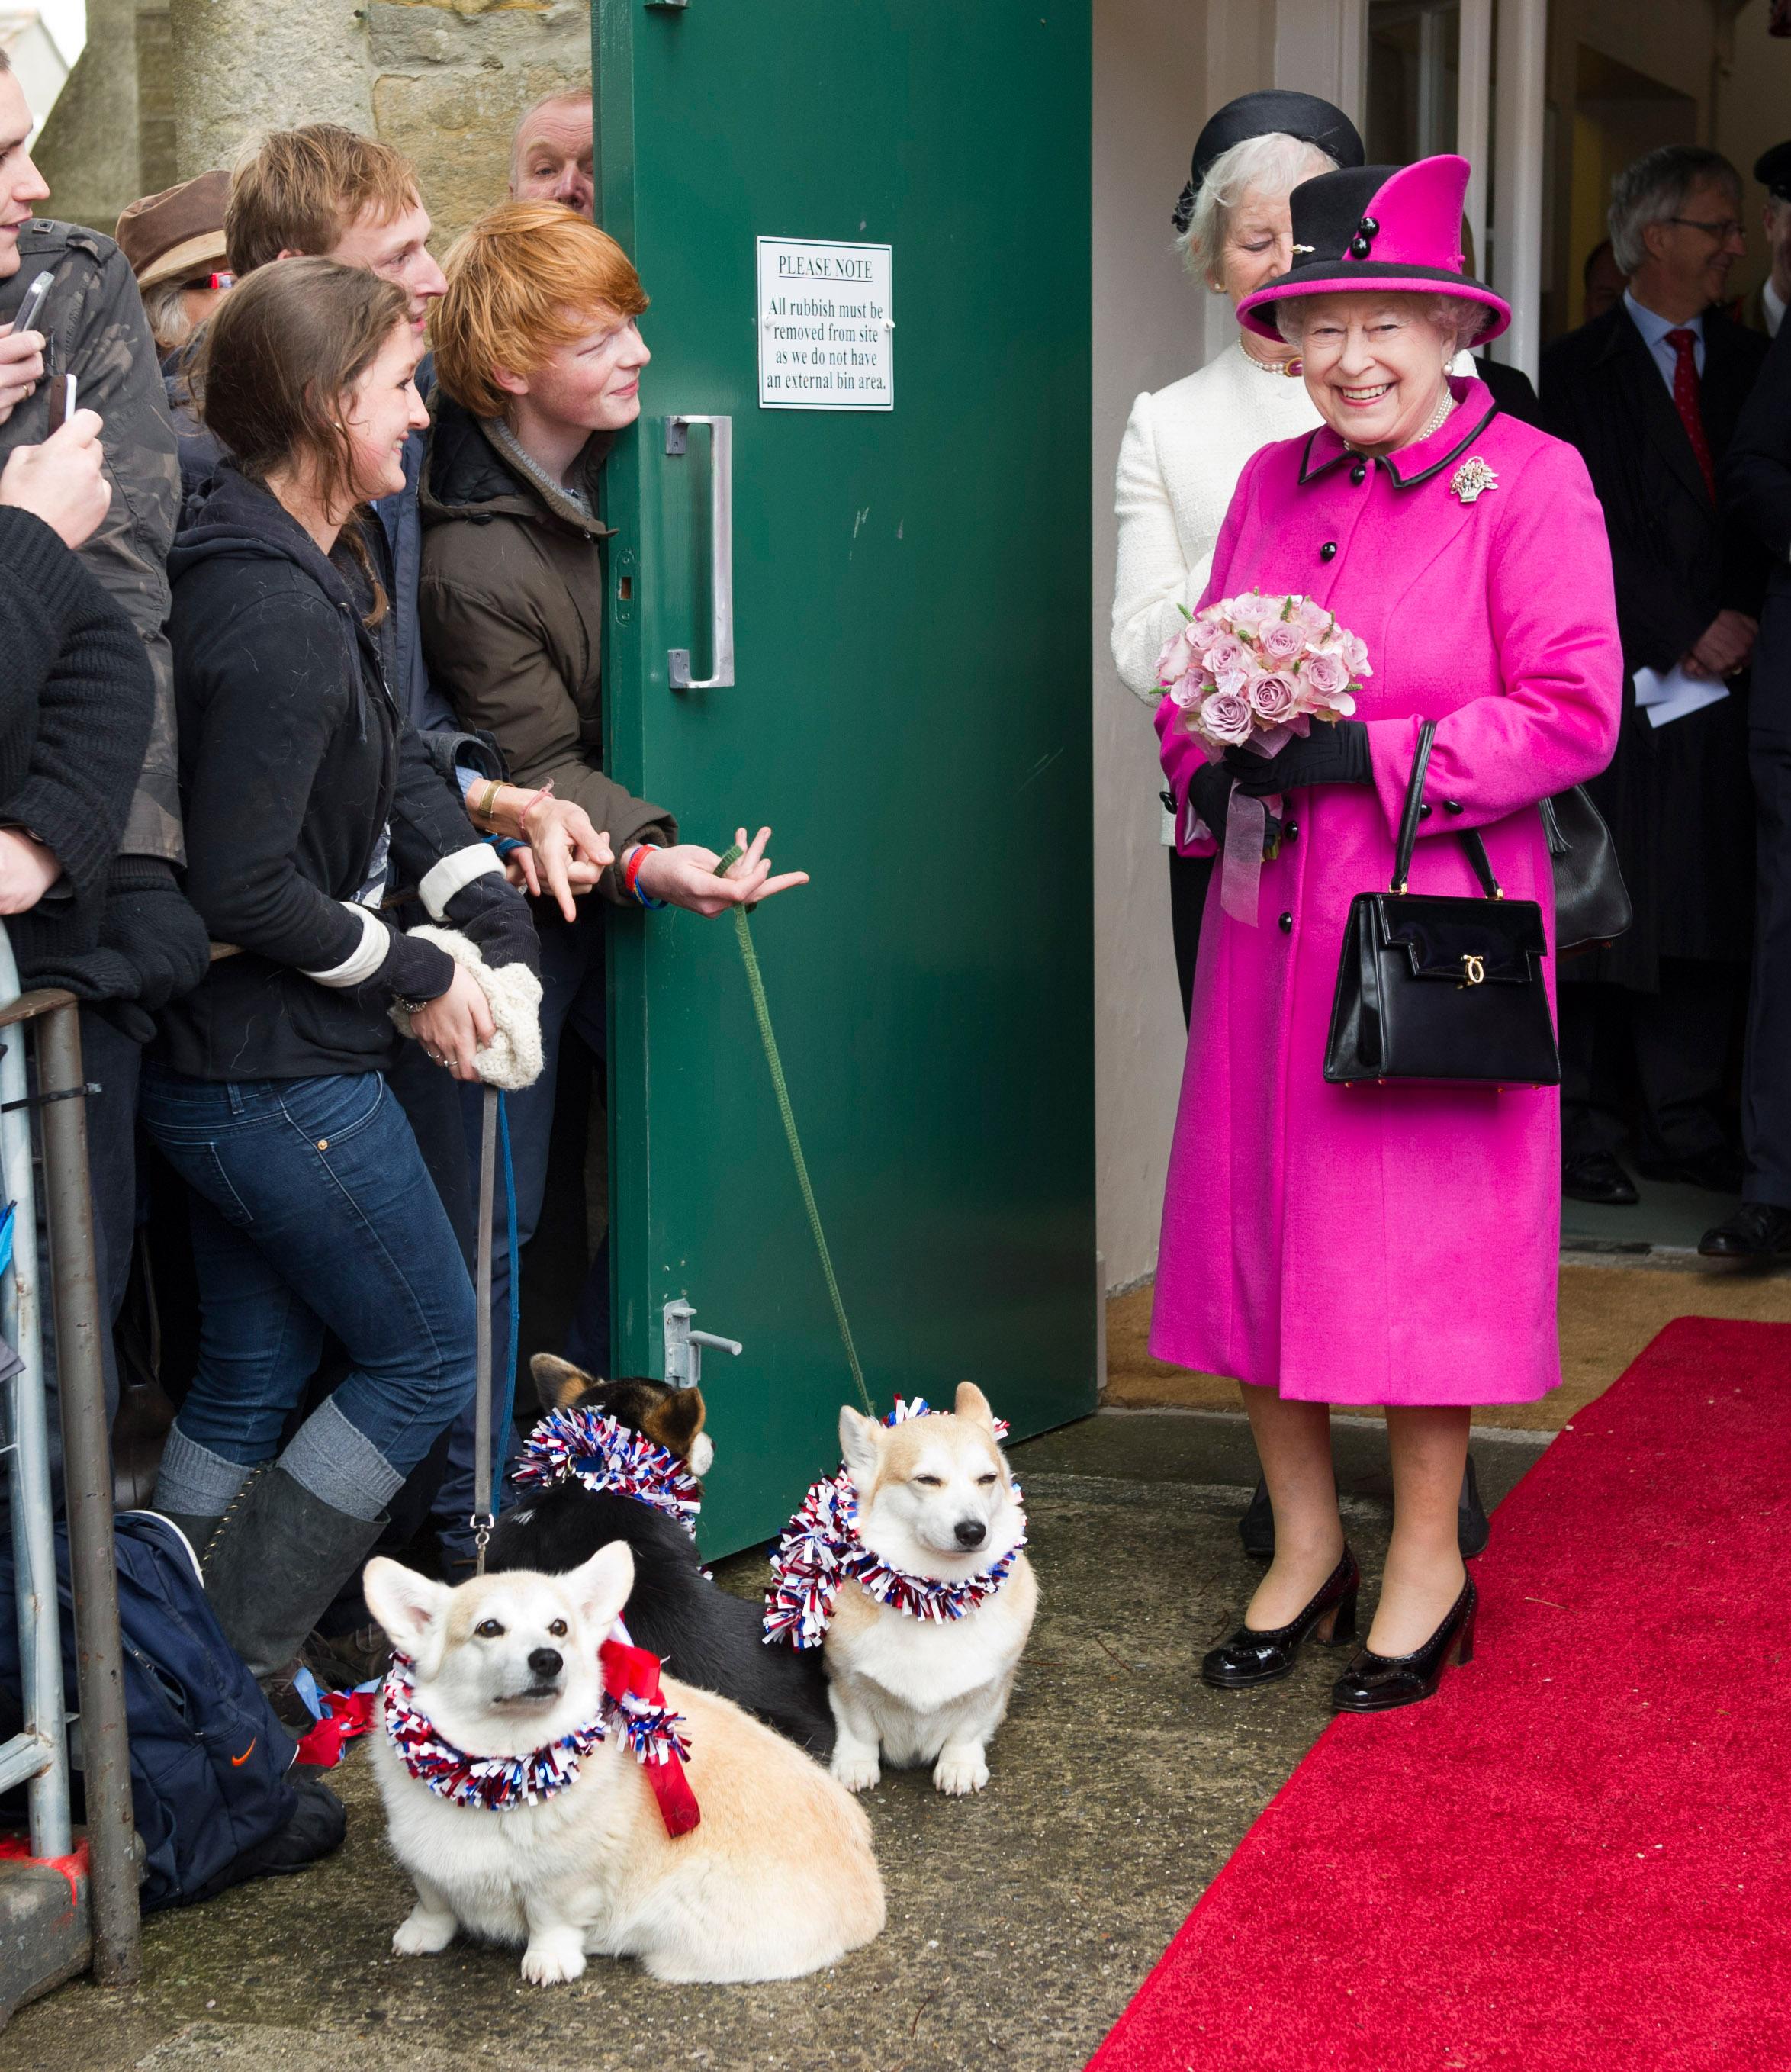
[664,1297,742,1388]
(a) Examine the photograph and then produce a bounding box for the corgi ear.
[532,1352,595,1412]
[363,1558,450,1675]
[641,1385,706,1458]
[954,1381,995,1431]
[838,1405,884,1488]
[567,1540,635,1634]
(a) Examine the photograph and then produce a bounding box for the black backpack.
[0,1511,342,1910]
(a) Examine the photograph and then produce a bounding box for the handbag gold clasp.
[1461,953,1486,986]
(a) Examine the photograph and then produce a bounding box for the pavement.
[0,1412,1548,2072]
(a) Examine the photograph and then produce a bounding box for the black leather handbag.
[1540,785,1632,955]
[1323,721,1561,1088]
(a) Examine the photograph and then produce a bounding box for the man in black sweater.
[0,409,168,1486]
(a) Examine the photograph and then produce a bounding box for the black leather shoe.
[1243,1467,1488,1560]
[1562,1150,1638,1205]
[1202,1547,1359,1688]
[1330,1575,1477,1713]
[1458,1454,1490,1559]
[1638,1145,1744,1194]
[1699,1202,1791,1259]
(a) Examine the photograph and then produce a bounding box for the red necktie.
[1664,327,1716,501]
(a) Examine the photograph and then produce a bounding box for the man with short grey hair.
[1542,143,1768,1214]
[510,85,593,218]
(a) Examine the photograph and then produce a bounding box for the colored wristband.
[516,782,555,838]
[623,842,666,909]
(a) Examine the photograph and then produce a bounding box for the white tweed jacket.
[1110,336,1320,707]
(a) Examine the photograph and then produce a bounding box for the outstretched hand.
[633,825,809,918]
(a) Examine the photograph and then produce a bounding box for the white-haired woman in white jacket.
[1111,92,1362,1018]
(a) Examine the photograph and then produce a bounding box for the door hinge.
[664,1297,742,1388]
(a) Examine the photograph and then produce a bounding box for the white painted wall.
[1090,0,1361,1294]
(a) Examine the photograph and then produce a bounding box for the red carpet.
[1092,1318,1791,2071]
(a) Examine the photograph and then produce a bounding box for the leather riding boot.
[153,1511,226,1565]
[201,1466,387,1689]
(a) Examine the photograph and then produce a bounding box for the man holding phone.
[0,50,208,1434]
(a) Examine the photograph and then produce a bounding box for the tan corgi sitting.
[815,1383,1036,1796]
[363,1543,884,1985]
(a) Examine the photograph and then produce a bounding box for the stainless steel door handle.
[664,413,735,688]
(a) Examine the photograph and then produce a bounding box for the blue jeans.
[140,1065,477,1520]
[432,902,608,1550]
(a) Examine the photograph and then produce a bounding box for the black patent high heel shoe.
[1330,1575,1477,1714]
[1201,1547,1360,1688]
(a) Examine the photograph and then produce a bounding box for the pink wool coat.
[1150,379,1622,1405]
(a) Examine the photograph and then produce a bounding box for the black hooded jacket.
[158,465,487,1081]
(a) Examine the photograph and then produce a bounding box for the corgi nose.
[528,1647,564,1680]
[953,1519,986,1549]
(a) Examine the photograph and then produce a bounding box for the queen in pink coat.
[1153,156,1622,1715]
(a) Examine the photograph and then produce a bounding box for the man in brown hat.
[116,170,232,361]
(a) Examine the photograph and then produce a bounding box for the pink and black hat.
[1235,153,1510,344]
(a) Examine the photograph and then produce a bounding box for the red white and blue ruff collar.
[763,1397,1024,1649]
[382,1631,700,1835]
[513,1407,703,1537]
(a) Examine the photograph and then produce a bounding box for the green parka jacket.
[417,394,675,900]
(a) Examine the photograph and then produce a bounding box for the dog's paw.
[521,1935,587,1986]
[933,1748,989,1797]
[831,1749,881,1793]
[392,1908,457,1958]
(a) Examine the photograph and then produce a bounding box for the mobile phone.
[47,372,75,432]
[11,270,52,339]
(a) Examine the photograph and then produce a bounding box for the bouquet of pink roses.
[1156,590,1370,759]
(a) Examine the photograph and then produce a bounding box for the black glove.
[31,857,211,1041]
[442,870,541,979]
[1223,718,1371,797]
[1184,762,1235,848]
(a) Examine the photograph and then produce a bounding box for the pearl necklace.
[1345,384,1455,462]
[1240,342,1304,378]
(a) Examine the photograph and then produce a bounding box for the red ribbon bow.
[600,1636,701,1838]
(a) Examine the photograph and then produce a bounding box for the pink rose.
[1340,633,1371,677]
[1259,619,1304,663]
[1247,671,1298,723]
[1293,597,1333,639]
[1156,625,1198,685]
[1168,668,1207,710]
[1197,690,1254,746]
[1229,591,1276,631]
[1201,633,1247,677]
[1301,647,1351,699]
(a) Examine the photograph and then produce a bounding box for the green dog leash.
[715,842,873,1417]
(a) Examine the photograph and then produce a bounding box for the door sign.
[757,237,893,410]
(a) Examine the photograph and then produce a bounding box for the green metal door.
[599,0,1095,1558]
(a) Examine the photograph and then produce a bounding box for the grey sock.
[278,1397,404,1523]
[151,1421,251,1518]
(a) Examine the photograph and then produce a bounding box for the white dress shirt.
[1764,276,1785,340]
[1624,288,1704,391]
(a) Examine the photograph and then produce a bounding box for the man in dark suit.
[1706,195,1791,1255]
[1541,144,1770,1208]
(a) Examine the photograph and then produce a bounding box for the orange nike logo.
[231,1739,256,1766]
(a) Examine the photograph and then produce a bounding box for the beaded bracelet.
[623,843,667,909]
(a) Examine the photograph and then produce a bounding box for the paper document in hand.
[1631,664,1729,730]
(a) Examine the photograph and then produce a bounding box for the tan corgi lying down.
[363,1543,884,1985]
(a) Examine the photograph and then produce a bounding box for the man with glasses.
[1542,145,1769,1213]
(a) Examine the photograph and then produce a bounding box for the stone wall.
[35,0,590,245]
[169,0,592,248]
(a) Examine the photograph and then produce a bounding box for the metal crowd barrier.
[0,929,139,2019]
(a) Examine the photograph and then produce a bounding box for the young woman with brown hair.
[143,257,538,1724]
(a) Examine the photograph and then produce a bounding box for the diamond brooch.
[1450,457,1497,504]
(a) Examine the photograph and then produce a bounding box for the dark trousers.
[1743,731,1791,1206]
[1169,850,1214,1030]
[1559,961,1741,1167]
